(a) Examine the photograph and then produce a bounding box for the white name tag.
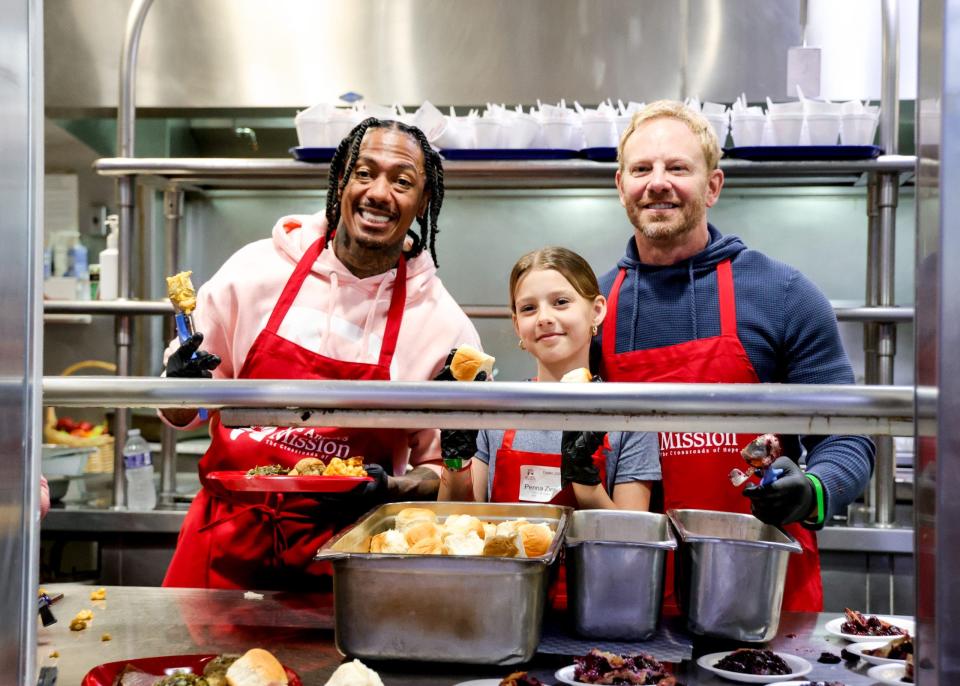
[518,465,563,503]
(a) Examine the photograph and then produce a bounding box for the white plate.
[554,666,590,685]
[824,615,915,641]
[868,663,910,685]
[846,639,909,666]
[451,681,503,686]
[696,652,812,683]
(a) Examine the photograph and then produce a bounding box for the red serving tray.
[206,470,372,493]
[81,653,302,686]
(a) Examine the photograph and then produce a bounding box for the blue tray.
[440,148,581,161]
[723,145,884,161]
[581,147,618,162]
[290,147,336,163]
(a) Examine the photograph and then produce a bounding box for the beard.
[628,194,707,244]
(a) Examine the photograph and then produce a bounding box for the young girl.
[439,246,659,510]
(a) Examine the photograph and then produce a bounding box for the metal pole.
[158,188,183,507]
[112,0,156,509]
[880,0,901,156]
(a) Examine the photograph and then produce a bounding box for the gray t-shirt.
[475,429,660,502]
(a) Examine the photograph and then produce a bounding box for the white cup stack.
[839,100,880,146]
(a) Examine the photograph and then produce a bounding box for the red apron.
[489,428,608,609]
[164,236,410,590]
[600,259,822,612]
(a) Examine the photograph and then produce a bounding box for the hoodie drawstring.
[689,261,698,340]
[324,271,339,343]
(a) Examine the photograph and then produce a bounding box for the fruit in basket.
[54,416,107,438]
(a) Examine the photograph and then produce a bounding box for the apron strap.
[264,238,325,334]
[377,255,407,368]
[717,259,737,336]
[501,429,517,451]
[601,268,627,358]
[198,496,315,560]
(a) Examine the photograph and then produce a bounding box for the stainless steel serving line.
[42,300,917,323]
[43,377,931,435]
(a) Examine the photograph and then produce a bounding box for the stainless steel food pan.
[316,501,571,664]
[565,510,676,640]
[667,509,802,642]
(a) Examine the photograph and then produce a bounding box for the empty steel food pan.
[565,509,676,640]
[667,509,802,642]
[315,501,571,664]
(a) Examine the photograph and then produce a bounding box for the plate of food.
[697,649,812,683]
[82,649,301,686]
[824,609,914,641]
[867,663,911,685]
[207,457,372,493]
[555,648,680,685]
[846,635,913,666]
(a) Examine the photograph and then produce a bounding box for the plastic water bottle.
[123,429,156,511]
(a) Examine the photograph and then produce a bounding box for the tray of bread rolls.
[316,501,571,665]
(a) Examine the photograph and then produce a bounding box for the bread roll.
[408,537,443,555]
[394,507,438,532]
[482,533,525,558]
[225,648,287,686]
[517,522,554,557]
[495,518,528,537]
[560,367,593,383]
[288,457,324,476]
[443,531,485,556]
[404,521,442,547]
[450,344,495,381]
[442,514,486,539]
[323,659,384,686]
[482,522,498,540]
[369,529,408,554]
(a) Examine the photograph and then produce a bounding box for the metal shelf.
[43,300,916,323]
[42,377,931,436]
[93,155,917,190]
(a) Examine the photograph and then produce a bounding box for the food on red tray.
[713,649,791,675]
[449,344,495,381]
[225,648,288,686]
[244,457,367,478]
[574,648,682,685]
[499,672,545,686]
[840,608,907,636]
[865,634,914,660]
[246,465,289,477]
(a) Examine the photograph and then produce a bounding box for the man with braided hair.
[160,119,481,590]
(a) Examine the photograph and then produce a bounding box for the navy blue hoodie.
[598,224,875,525]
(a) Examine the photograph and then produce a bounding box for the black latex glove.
[743,456,817,526]
[164,332,221,378]
[435,349,483,467]
[560,430,606,487]
[311,463,391,513]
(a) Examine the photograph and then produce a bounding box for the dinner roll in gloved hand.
[434,345,494,381]
[743,456,817,526]
[165,332,221,378]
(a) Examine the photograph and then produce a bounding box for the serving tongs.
[729,434,784,488]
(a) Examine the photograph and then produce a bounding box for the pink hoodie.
[163,212,482,466]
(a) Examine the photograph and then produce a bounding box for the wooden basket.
[43,360,116,473]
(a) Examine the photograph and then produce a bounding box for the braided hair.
[325,117,445,266]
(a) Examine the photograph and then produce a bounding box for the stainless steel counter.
[42,507,914,553]
[37,584,896,685]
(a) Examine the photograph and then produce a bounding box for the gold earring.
[591,324,598,336]
[518,339,526,350]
